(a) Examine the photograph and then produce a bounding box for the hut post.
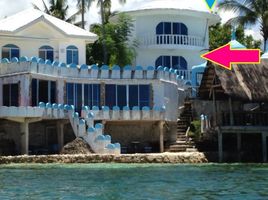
[21,120,29,155]
[212,89,217,126]
[262,132,267,162]
[217,128,223,162]
[57,121,64,151]
[229,97,234,126]
[237,132,241,161]
[159,121,164,153]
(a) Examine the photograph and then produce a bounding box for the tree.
[87,13,137,66]
[76,0,93,29]
[219,0,268,51]
[209,23,262,50]
[33,0,81,25]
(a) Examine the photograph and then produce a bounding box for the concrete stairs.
[167,100,198,152]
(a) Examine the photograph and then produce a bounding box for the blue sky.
[0,0,262,42]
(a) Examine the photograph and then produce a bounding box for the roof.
[199,62,268,102]
[119,0,213,13]
[118,0,220,24]
[0,8,97,40]
[230,40,246,49]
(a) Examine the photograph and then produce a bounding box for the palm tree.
[33,0,82,26]
[76,0,93,29]
[219,0,268,51]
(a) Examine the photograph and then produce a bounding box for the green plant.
[188,120,202,141]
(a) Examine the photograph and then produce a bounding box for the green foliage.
[87,13,137,66]
[209,23,262,50]
[188,120,202,141]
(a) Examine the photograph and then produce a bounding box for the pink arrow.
[201,43,261,70]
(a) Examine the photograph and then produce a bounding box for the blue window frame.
[155,56,187,70]
[66,83,83,112]
[67,45,79,65]
[129,85,139,108]
[105,85,127,109]
[129,85,150,109]
[2,44,20,60]
[39,45,54,61]
[84,84,100,108]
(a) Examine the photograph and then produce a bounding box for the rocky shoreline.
[0,152,209,164]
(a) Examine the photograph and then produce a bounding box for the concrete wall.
[104,121,177,152]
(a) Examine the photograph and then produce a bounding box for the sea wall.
[0,152,208,164]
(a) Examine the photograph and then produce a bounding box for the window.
[84,84,100,108]
[155,56,187,70]
[39,46,54,61]
[129,85,150,108]
[31,79,56,106]
[105,85,127,109]
[2,44,20,60]
[66,45,79,65]
[156,22,188,44]
[156,22,188,35]
[3,83,19,106]
[66,83,82,111]
[104,85,150,109]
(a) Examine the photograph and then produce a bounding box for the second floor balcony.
[138,34,205,49]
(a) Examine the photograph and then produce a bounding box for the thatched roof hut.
[199,62,268,102]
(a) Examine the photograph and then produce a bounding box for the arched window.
[2,44,20,60]
[156,22,188,44]
[155,56,187,70]
[156,22,188,35]
[39,46,54,61]
[66,45,78,65]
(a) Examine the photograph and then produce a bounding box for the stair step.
[186,148,198,152]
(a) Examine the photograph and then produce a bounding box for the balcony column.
[159,121,165,153]
[237,133,241,161]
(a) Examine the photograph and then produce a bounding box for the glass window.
[3,83,19,106]
[92,84,100,107]
[155,56,187,70]
[66,45,79,65]
[156,22,188,35]
[129,85,139,108]
[67,83,74,106]
[39,46,54,61]
[2,44,20,60]
[105,84,116,109]
[84,84,92,107]
[76,84,82,112]
[139,85,150,108]
[164,22,171,34]
[117,85,127,109]
[31,79,56,106]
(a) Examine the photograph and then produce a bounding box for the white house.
[118,0,220,81]
[0,8,180,156]
[0,8,97,65]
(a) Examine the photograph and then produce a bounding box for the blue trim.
[87,127,95,133]
[92,106,99,111]
[58,62,67,68]
[11,57,19,63]
[105,135,111,140]
[37,58,45,64]
[157,66,164,71]
[96,135,106,141]
[114,143,121,148]
[112,65,120,70]
[46,103,52,108]
[52,103,58,109]
[147,66,155,71]
[142,106,150,111]
[31,57,38,63]
[79,119,85,124]
[123,106,130,111]
[102,106,110,111]
[113,106,120,111]
[132,106,140,111]
[80,64,88,70]
[101,65,109,70]
[19,56,28,62]
[135,66,143,70]
[52,61,59,67]
[95,123,103,129]
[39,102,45,108]
[88,112,94,118]
[91,65,99,70]
[107,143,115,149]
[45,60,52,65]
[69,63,77,68]
[123,65,132,70]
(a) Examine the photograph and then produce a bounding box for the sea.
[0,163,267,199]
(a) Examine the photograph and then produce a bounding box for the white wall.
[0,21,87,65]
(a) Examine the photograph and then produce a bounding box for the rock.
[60,138,93,155]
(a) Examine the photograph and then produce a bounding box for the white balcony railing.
[139,34,204,47]
[177,70,191,81]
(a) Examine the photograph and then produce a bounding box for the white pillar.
[21,121,29,155]
[159,121,164,153]
[57,122,64,151]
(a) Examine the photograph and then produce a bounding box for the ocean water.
[0,163,268,200]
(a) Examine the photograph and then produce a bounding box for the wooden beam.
[229,97,234,126]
